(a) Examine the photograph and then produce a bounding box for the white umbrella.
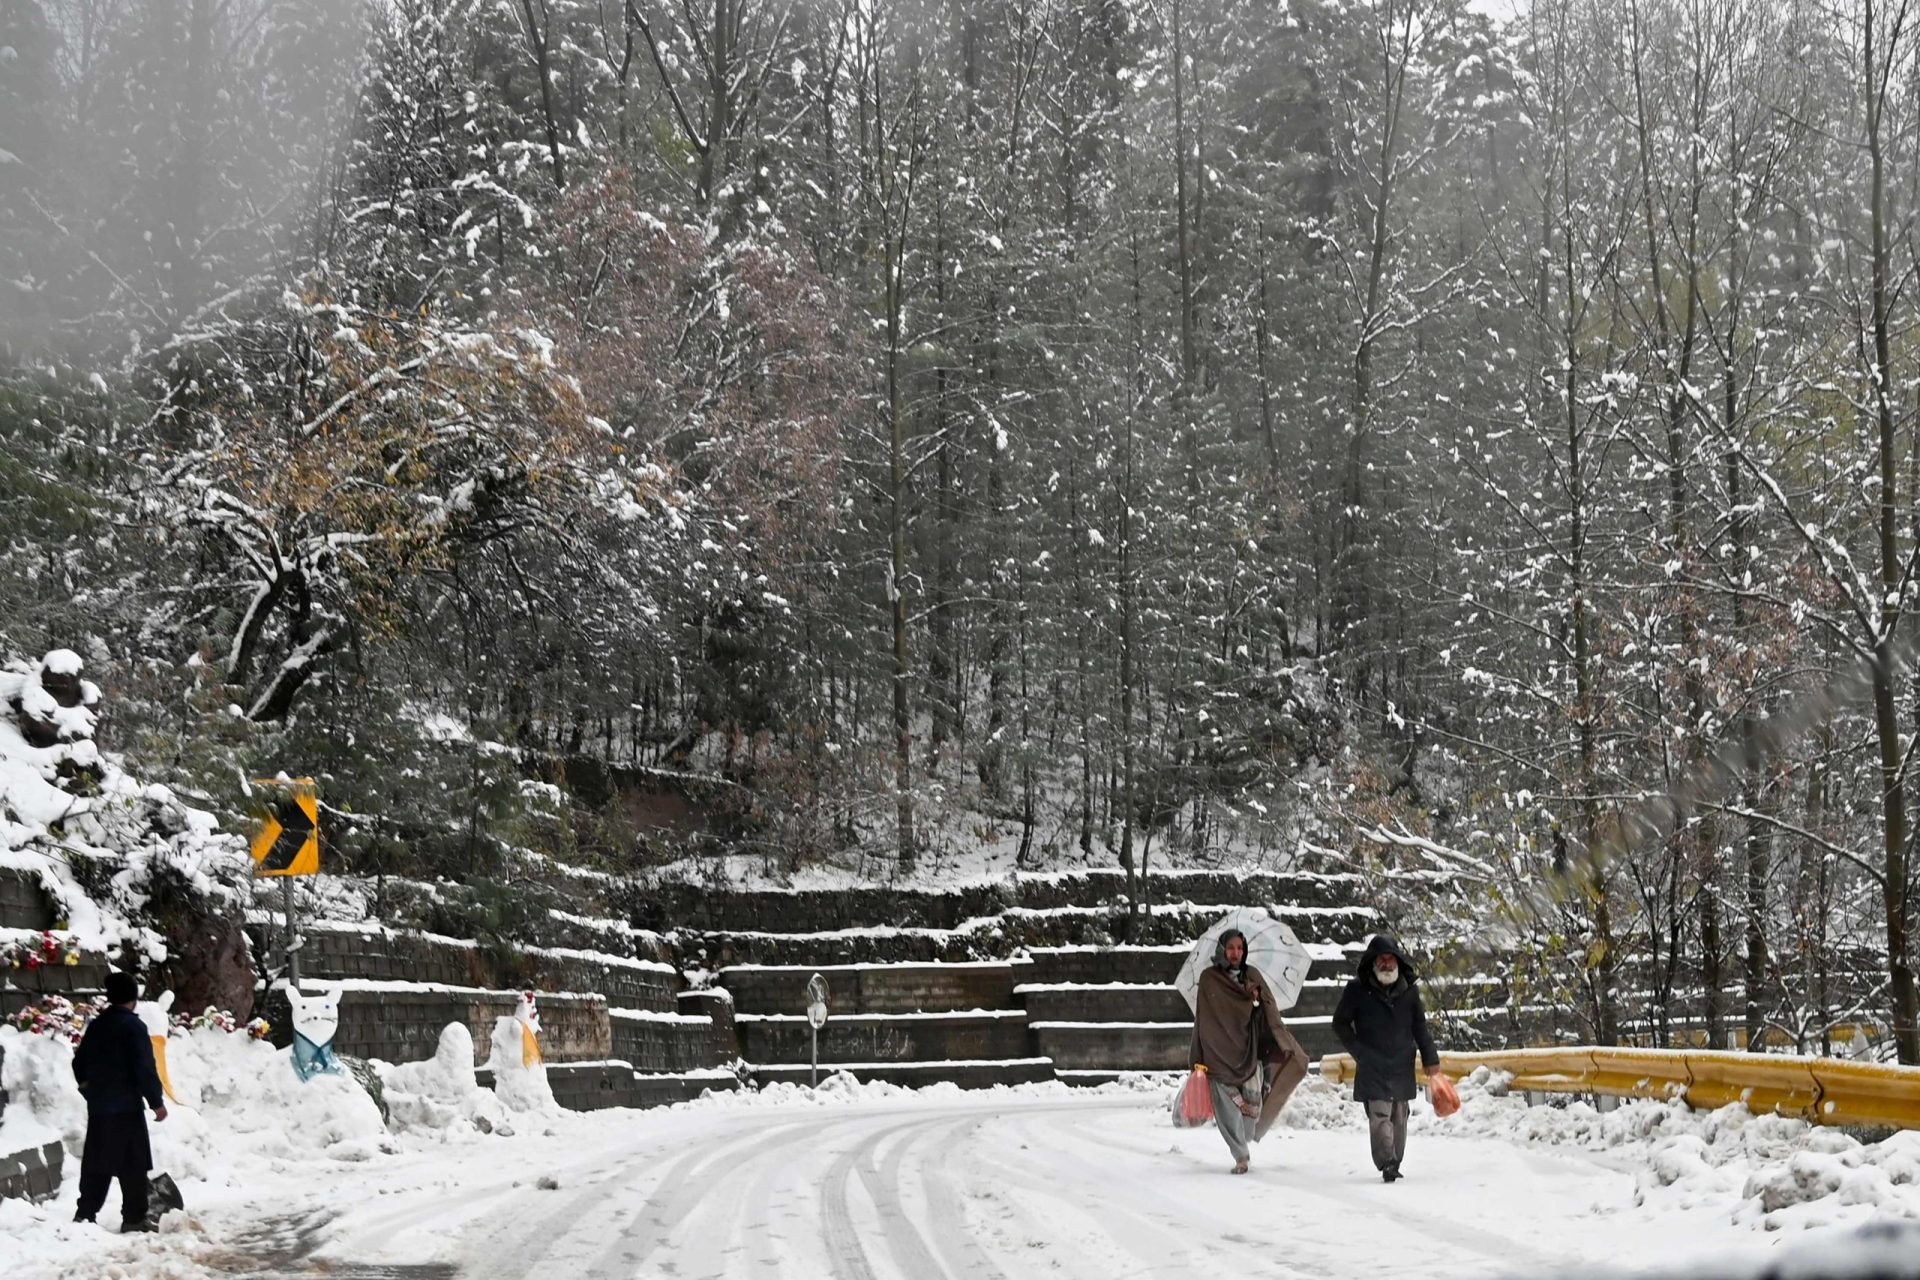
[1175,907,1313,1013]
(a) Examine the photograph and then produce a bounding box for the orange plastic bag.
[1174,1066,1215,1128]
[1429,1070,1461,1118]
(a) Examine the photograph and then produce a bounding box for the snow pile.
[1734,1132,1920,1230]
[1273,1071,1373,1130]
[159,1027,388,1167]
[1,1024,389,1181]
[1392,1065,1920,1232]
[0,1026,80,1154]
[376,1022,511,1138]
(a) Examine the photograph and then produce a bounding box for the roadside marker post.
[805,973,830,1088]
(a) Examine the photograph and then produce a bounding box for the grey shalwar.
[1209,1071,1263,1164]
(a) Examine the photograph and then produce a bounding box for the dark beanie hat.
[104,970,139,1006]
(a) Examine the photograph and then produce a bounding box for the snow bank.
[376,1022,511,1139]
[1391,1065,1920,1233]
[1,1025,388,1180]
[161,1029,387,1168]
[0,1027,83,1153]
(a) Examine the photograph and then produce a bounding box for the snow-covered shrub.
[1,647,254,972]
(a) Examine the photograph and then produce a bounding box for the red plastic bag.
[1173,1066,1215,1128]
[1429,1069,1461,1119]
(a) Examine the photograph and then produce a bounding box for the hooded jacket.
[1330,935,1440,1104]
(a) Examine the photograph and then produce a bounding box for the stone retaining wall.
[1019,986,1189,1023]
[1022,947,1187,986]
[719,963,1015,1016]
[608,1011,729,1073]
[1033,1022,1188,1072]
[522,949,677,1013]
[1,953,111,1020]
[271,925,481,987]
[737,1012,1032,1064]
[685,905,1378,969]
[309,986,612,1067]
[259,925,681,1013]
[751,1060,1053,1089]
[0,1139,62,1203]
[648,871,1361,935]
[0,867,54,931]
[477,1062,741,1111]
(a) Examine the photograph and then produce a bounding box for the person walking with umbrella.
[1332,935,1441,1183]
[1186,925,1308,1174]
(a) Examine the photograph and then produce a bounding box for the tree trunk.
[1865,0,1920,1063]
[519,0,568,189]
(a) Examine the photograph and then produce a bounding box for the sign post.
[804,972,829,1087]
[250,777,321,987]
[281,878,299,986]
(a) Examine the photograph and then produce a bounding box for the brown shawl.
[1188,963,1307,1139]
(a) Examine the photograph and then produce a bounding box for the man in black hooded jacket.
[72,969,167,1230]
[1331,935,1439,1182]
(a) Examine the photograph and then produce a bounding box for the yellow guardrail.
[1316,1047,1920,1129]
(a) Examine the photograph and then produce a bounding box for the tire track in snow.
[576,1115,830,1278]
[913,1117,1013,1280]
[319,1115,703,1273]
[855,1124,946,1277]
[817,1110,989,1279]
[967,1116,1221,1276]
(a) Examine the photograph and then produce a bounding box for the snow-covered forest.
[2,0,1918,1064]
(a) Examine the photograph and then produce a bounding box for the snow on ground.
[9,1063,1920,1279]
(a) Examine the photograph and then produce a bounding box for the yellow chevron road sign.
[250,778,320,877]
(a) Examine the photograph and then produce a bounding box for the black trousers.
[76,1110,151,1227]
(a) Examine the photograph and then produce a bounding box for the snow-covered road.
[20,1068,1920,1280]
[307,1090,1779,1280]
